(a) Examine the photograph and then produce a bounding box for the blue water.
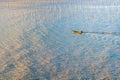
[0,1,120,80]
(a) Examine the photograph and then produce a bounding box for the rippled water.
[0,3,120,80]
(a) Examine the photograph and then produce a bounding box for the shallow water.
[0,1,120,80]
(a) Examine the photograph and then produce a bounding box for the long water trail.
[72,30,120,36]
